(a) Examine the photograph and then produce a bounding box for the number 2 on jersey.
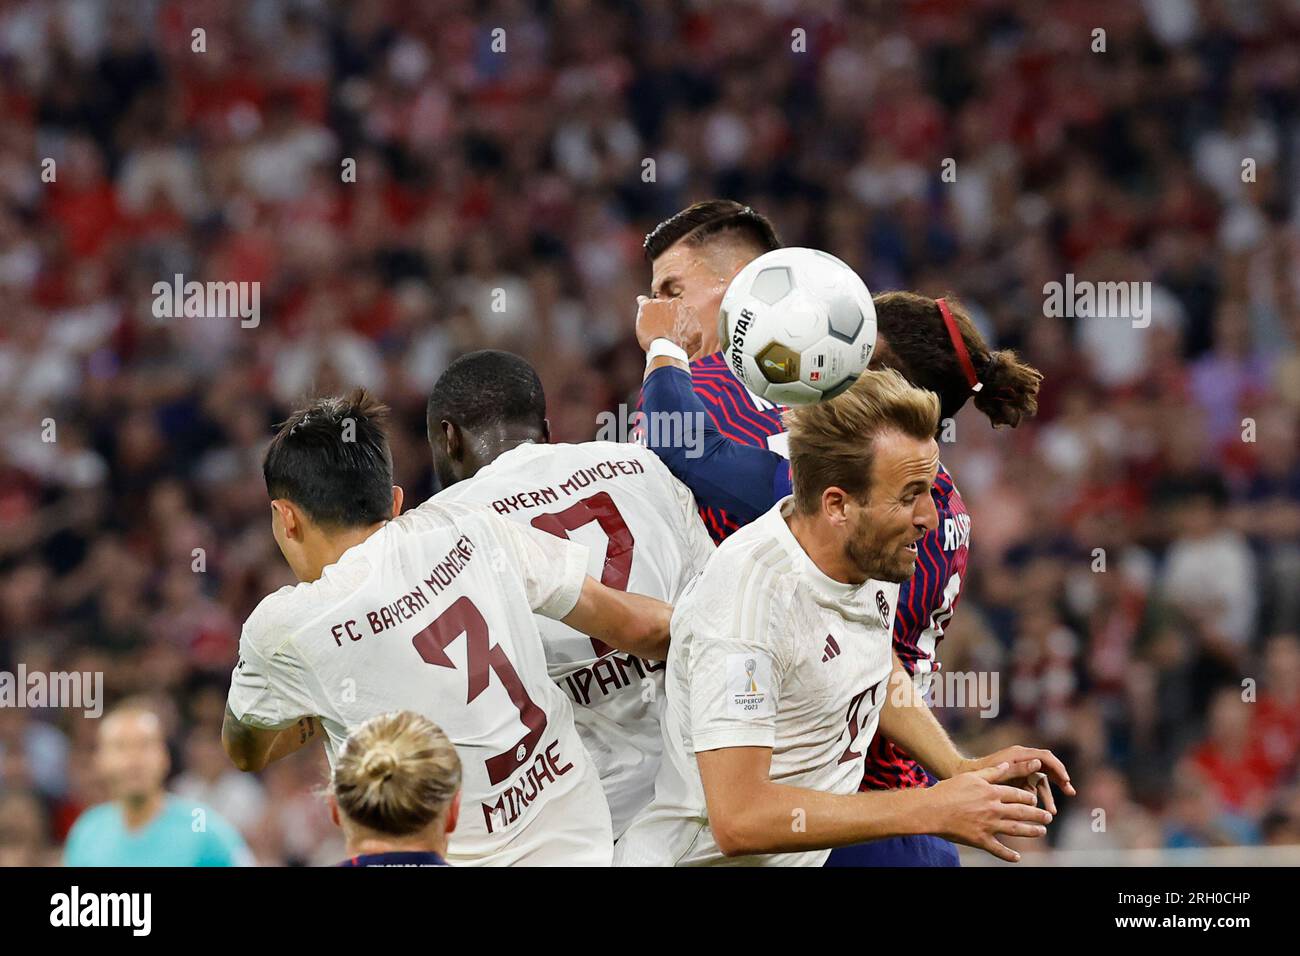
[837,680,884,766]
[530,491,634,657]
[412,596,547,785]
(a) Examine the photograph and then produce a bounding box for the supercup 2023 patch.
[726,652,775,719]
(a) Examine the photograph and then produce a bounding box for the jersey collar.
[767,497,866,601]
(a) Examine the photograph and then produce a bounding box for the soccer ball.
[718,247,877,405]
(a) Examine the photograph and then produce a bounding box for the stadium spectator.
[1188,687,1280,818]
[172,725,267,836]
[1056,765,1160,853]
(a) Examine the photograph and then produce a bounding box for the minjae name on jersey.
[481,741,575,834]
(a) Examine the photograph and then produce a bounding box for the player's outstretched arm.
[876,653,967,779]
[222,706,321,773]
[877,654,1075,813]
[641,363,790,521]
[697,747,1052,862]
[561,576,673,660]
[637,297,790,522]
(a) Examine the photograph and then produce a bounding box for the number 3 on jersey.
[413,596,547,785]
[530,491,634,657]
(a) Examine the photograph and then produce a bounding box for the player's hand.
[923,763,1054,863]
[636,295,703,357]
[958,746,1075,815]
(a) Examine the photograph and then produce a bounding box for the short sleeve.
[486,512,589,620]
[672,473,716,579]
[683,572,792,753]
[226,614,318,730]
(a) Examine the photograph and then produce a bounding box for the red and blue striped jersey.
[672,354,972,791]
[686,353,789,543]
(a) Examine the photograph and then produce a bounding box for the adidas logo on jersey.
[821,634,841,663]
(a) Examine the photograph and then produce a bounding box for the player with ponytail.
[635,200,1062,868]
[870,290,1042,431]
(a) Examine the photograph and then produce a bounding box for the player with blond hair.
[635,200,1069,866]
[332,711,462,867]
[617,369,1060,866]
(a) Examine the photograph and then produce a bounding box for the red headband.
[936,297,981,393]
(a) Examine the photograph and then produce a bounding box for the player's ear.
[442,420,463,462]
[271,499,300,539]
[390,485,404,517]
[327,795,341,829]
[822,487,850,527]
[445,790,461,836]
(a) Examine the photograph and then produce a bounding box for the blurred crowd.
[1,0,1298,865]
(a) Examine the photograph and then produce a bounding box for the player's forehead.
[650,242,710,290]
[649,249,681,291]
[871,431,940,488]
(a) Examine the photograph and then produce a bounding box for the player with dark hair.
[427,350,548,485]
[640,200,788,539]
[222,387,676,865]
[257,388,402,581]
[634,201,1066,866]
[618,369,1058,866]
[428,350,715,836]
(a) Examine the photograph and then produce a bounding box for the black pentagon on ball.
[749,266,793,306]
[826,294,864,343]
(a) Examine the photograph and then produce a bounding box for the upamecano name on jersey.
[562,651,664,706]
[329,534,477,646]
[490,457,646,515]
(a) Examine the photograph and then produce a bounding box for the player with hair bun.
[868,290,1043,431]
[332,711,462,867]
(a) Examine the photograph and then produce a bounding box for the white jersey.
[616,497,898,867]
[227,500,613,866]
[436,441,715,835]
